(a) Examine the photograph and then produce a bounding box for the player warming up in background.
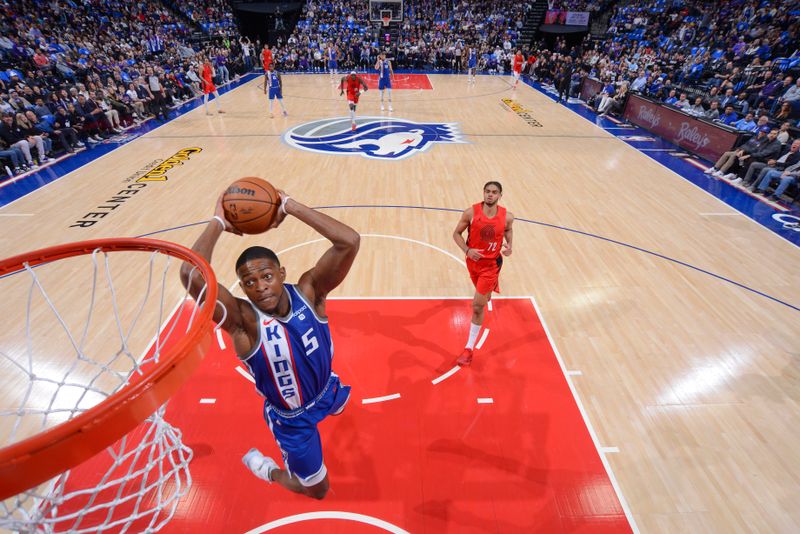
[180,191,360,500]
[264,67,287,118]
[452,181,514,366]
[261,44,273,72]
[467,45,477,84]
[327,43,339,82]
[512,50,524,88]
[375,52,393,111]
[339,71,368,131]
[199,56,225,115]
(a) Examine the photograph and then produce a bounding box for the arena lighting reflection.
[656,353,748,405]
[567,288,616,309]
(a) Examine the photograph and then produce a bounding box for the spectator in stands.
[53,105,90,145]
[733,112,757,132]
[752,157,800,202]
[776,122,792,145]
[674,93,691,110]
[687,96,706,116]
[631,69,648,92]
[125,83,150,121]
[719,89,738,109]
[12,112,52,163]
[0,137,26,175]
[779,79,800,112]
[7,90,32,112]
[704,100,721,121]
[0,113,40,169]
[75,94,112,140]
[598,81,629,116]
[722,127,781,181]
[743,138,800,188]
[25,110,81,154]
[32,98,51,119]
[774,102,796,122]
[706,126,771,178]
[95,91,123,132]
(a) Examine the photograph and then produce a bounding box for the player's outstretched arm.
[179,195,247,333]
[279,196,360,306]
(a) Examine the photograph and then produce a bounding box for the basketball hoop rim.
[0,238,218,501]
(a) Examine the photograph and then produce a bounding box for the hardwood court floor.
[1,73,799,533]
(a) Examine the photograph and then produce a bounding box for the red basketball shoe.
[456,348,473,366]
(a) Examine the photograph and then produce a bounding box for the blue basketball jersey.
[268,71,280,90]
[379,59,391,81]
[242,284,333,411]
[468,49,477,67]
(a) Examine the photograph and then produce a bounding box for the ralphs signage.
[624,94,740,162]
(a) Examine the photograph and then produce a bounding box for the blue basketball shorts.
[378,78,391,90]
[263,374,351,487]
[268,88,282,100]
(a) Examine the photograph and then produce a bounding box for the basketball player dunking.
[180,191,360,499]
[339,71,369,131]
[453,181,514,366]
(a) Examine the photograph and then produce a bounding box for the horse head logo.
[283,117,466,160]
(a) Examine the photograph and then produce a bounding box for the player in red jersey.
[339,71,369,131]
[452,181,514,366]
[512,49,524,88]
[261,44,273,72]
[199,55,225,115]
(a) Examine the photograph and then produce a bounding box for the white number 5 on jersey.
[302,328,319,355]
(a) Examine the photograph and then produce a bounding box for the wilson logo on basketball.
[283,117,465,160]
[226,186,256,196]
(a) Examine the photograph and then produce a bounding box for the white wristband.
[212,215,226,230]
[279,195,291,215]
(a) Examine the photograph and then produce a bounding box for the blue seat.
[774,57,790,71]
[712,49,725,60]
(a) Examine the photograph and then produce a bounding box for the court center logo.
[283,117,465,160]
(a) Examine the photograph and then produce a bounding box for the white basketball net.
[0,246,212,533]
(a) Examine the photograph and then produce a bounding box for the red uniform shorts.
[467,256,502,295]
[347,91,360,104]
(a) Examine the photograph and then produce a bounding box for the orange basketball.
[221,177,280,234]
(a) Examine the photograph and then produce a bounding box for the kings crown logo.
[283,117,466,160]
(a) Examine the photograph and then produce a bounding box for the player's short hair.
[484,181,503,193]
[235,246,280,273]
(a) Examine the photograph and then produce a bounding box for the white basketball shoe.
[242,448,278,484]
